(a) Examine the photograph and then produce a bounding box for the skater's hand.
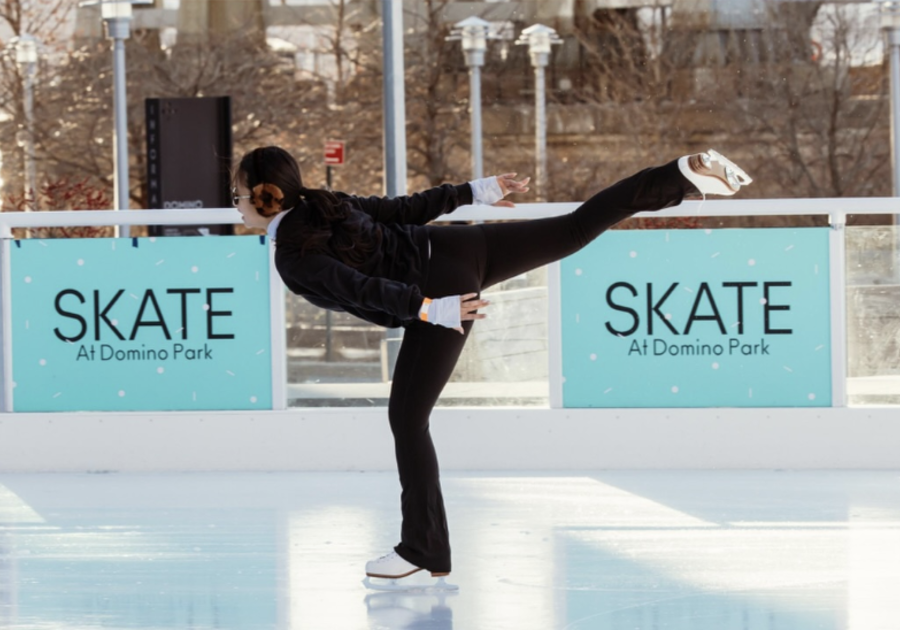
[493,173,530,208]
[457,293,489,333]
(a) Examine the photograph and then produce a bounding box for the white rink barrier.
[0,200,899,471]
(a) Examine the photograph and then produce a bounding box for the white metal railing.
[1,198,899,412]
[1,196,899,233]
[0,208,242,235]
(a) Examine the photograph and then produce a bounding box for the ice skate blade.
[363,575,459,593]
[707,149,752,185]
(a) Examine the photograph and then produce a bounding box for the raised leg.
[479,158,691,289]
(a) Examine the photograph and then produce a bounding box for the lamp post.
[516,24,562,201]
[381,0,407,378]
[11,34,38,212]
[447,16,496,179]
[81,0,150,237]
[381,0,407,199]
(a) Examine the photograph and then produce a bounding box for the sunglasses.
[231,188,252,206]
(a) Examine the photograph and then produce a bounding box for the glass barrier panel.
[845,225,900,406]
[284,263,550,408]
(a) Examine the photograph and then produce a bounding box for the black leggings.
[389,159,693,573]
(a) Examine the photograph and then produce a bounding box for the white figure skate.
[362,551,459,593]
[678,149,752,197]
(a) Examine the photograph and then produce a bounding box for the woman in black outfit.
[232,147,751,582]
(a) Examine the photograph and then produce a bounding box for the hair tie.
[252,183,285,217]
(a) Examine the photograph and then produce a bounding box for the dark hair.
[235,146,379,268]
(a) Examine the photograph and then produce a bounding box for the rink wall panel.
[0,407,898,472]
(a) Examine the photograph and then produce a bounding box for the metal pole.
[0,232,13,412]
[517,25,560,202]
[111,23,130,238]
[324,164,334,363]
[268,245,288,410]
[888,24,900,279]
[828,212,848,407]
[381,0,407,198]
[469,62,483,179]
[534,63,547,202]
[449,18,491,181]
[890,28,900,198]
[381,0,407,379]
[22,63,37,210]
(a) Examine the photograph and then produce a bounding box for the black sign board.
[146,96,233,236]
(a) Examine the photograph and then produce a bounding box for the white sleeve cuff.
[469,177,504,206]
[423,295,461,329]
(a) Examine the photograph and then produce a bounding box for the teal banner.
[11,236,272,411]
[561,228,832,408]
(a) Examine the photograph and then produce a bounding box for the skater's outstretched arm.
[347,174,529,224]
[348,183,472,225]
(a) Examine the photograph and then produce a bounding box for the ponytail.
[236,147,379,269]
[298,187,344,223]
[289,186,381,268]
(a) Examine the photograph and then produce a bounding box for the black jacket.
[273,183,473,328]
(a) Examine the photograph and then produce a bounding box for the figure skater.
[231,147,751,586]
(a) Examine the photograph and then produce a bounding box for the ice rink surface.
[0,470,898,630]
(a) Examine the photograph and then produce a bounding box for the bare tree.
[514,5,703,204]
[537,1,888,211]
[0,0,76,206]
[734,2,890,199]
[270,0,385,194]
[258,0,482,193]
[13,25,343,209]
[9,0,887,221]
[403,0,469,188]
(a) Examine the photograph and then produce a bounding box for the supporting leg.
[388,319,472,574]
[386,225,486,573]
